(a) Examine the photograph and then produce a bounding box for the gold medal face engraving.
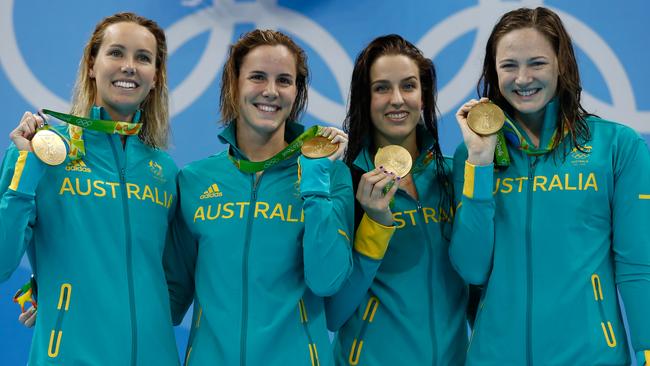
[31,130,67,166]
[374,145,412,178]
[301,136,339,158]
[467,102,505,135]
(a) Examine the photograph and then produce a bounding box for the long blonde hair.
[70,12,169,148]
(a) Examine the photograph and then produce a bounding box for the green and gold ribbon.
[410,149,435,175]
[228,125,322,173]
[12,278,36,313]
[494,117,568,168]
[41,109,143,161]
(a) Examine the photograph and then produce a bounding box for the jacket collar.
[90,105,142,123]
[504,98,559,150]
[218,121,305,162]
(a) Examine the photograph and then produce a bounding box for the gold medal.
[301,136,339,158]
[31,129,67,166]
[467,102,505,135]
[374,145,412,178]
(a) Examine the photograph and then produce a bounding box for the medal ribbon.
[410,148,435,175]
[12,278,36,313]
[493,117,568,168]
[228,125,321,173]
[41,109,143,160]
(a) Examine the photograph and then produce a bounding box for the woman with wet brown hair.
[165,29,353,366]
[452,7,650,365]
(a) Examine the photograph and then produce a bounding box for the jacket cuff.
[463,161,493,200]
[298,156,332,197]
[9,151,45,195]
[353,213,396,260]
[636,350,650,366]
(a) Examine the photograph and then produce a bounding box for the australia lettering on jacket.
[494,172,598,194]
[392,206,454,229]
[58,177,173,208]
[193,201,304,223]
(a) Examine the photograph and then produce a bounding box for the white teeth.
[113,81,137,89]
[386,112,408,120]
[516,89,538,97]
[257,104,279,112]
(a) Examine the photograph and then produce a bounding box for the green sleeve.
[299,157,353,296]
[163,170,197,325]
[610,128,650,363]
[325,214,395,331]
[0,146,45,282]
[449,143,495,285]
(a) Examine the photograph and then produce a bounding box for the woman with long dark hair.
[327,34,467,365]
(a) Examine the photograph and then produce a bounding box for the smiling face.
[90,21,157,121]
[369,54,422,148]
[235,45,298,139]
[495,27,559,127]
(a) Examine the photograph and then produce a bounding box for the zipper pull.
[528,157,538,178]
[251,173,261,201]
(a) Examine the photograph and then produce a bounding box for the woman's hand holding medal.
[300,126,348,162]
[10,111,68,165]
[456,97,501,166]
[10,111,45,152]
[356,144,412,226]
[356,166,400,227]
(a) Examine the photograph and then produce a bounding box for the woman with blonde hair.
[0,12,180,365]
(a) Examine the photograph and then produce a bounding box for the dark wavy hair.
[343,34,453,233]
[478,7,591,152]
[220,29,309,125]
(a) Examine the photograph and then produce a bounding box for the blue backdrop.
[1,0,648,364]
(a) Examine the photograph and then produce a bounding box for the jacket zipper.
[525,156,538,366]
[420,199,438,366]
[108,135,137,366]
[401,191,438,364]
[240,172,263,366]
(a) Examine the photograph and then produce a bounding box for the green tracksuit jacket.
[165,122,353,366]
[0,107,180,365]
[451,101,650,366]
[327,133,468,366]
